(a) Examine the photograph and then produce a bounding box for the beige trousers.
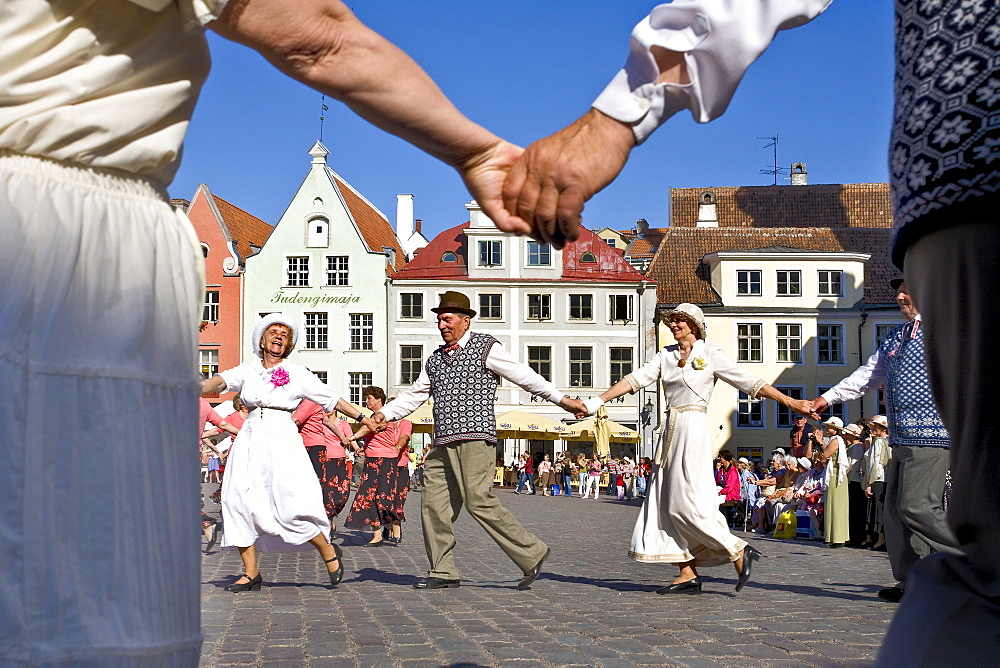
[421,440,548,580]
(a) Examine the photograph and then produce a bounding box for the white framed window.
[285,256,310,287]
[526,241,551,266]
[817,386,847,424]
[527,346,551,382]
[526,294,551,321]
[736,391,764,428]
[477,239,502,267]
[875,323,903,351]
[776,270,801,296]
[737,323,763,363]
[775,386,805,428]
[199,349,218,379]
[776,323,802,363]
[400,293,423,319]
[348,313,374,351]
[818,270,843,297]
[608,294,634,323]
[569,294,593,321]
[303,312,329,350]
[817,324,844,364]
[569,346,593,387]
[400,345,423,385]
[479,293,502,320]
[313,370,329,384]
[609,347,633,384]
[203,290,219,323]
[324,255,350,286]
[736,270,762,296]
[348,372,374,404]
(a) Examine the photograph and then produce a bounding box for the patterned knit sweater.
[881,320,950,447]
[425,332,500,445]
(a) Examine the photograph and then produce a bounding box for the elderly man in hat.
[810,279,960,602]
[373,291,586,590]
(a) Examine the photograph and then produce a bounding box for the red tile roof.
[212,195,273,262]
[393,223,649,283]
[330,172,406,273]
[646,227,901,306]
[669,183,893,229]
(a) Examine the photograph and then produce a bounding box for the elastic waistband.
[0,150,168,202]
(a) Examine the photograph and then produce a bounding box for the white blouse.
[0,0,229,186]
[220,360,343,414]
[592,0,833,143]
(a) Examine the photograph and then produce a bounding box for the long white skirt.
[628,410,746,567]
[0,153,203,665]
[221,408,329,551]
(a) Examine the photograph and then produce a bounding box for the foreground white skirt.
[220,407,329,552]
[0,153,203,665]
[628,410,746,567]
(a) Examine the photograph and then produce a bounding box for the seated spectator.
[748,454,787,532]
[797,453,828,539]
[764,455,808,530]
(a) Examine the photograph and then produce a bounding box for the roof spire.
[309,141,329,166]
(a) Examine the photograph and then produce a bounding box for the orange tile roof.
[646,227,901,306]
[330,172,406,273]
[669,183,893,229]
[212,195,273,261]
[394,223,649,283]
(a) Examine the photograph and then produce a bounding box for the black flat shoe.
[385,530,402,545]
[517,547,551,590]
[735,545,762,592]
[870,543,887,552]
[878,586,905,603]
[225,573,262,592]
[413,577,460,589]
[324,544,344,586]
[656,577,702,595]
[363,540,384,548]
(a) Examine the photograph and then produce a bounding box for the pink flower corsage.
[269,367,290,388]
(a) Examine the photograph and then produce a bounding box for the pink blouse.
[363,419,413,458]
[292,399,327,448]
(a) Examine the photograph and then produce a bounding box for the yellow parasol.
[495,409,579,440]
[564,407,640,455]
[402,402,435,433]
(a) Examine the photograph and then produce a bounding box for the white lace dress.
[625,340,764,567]
[219,361,342,551]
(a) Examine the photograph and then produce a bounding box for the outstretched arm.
[210,0,526,234]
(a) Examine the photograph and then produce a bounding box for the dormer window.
[526,241,551,266]
[441,251,458,263]
[736,270,762,296]
[477,240,502,267]
[580,252,597,263]
[776,270,801,296]
[818,270,843,297]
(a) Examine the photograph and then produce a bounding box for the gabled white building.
[242,142,406,401]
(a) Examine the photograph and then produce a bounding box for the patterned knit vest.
[881,320,949,447]
[425,332,500,445]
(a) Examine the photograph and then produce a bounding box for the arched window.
[200,243,210,258]
[307,216,329,248]
[441,251,458,263]
[580,252,597,263]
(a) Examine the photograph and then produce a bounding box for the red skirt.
[344,457,399,530]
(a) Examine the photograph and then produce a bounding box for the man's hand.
[371,412,388,430]
[457,139,530,236]
[502,109,635,249]
[809,397,828,421]
[787,399,814,417]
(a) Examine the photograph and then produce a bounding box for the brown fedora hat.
[431,290,477,317]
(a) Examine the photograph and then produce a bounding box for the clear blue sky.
[169,1,895,238]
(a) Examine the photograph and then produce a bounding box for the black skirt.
[322,456,350,519]
[344,457,399,530]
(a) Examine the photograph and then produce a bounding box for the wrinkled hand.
[788,398,814,417]
[809,397,828,421]
[502,109,635,249]
[456,139,530,236]
[371,411,388,431]
[360,415,380,434]
[559,397,587,418]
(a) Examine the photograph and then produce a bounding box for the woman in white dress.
[580,304,813,595]
[201,314,379,591]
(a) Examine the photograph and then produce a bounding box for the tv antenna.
[319,95,329,142]
[758,134,787,185]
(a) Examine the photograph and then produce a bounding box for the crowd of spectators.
[507,451,652,500]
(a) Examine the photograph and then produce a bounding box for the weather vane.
[320,95,329,142]
[757,134,787,185]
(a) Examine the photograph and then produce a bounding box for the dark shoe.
[205,524,220,553]
[735,545,763,592]
[363,540,384,548]
[656,577,703,595]
[225,573,262,592]
[878,586,905,603]
[386,528,402,545]
[324,544,344,586]
[870,542,887,552]
[517,547,551,590]
[413,577,460,589]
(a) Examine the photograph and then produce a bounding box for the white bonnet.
[252,313,299,359]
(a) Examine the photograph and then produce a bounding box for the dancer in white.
[201,314,379,591]
[581,304,812,594]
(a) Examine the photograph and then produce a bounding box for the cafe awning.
[495,409,579,440]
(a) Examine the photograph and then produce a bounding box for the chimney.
[791,162,808,185]
[636,218,649,238]
[695,191,718,228]
[396,194,414,240]
[414,218,422,235]
[382,246,397,270]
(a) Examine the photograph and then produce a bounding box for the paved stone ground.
[199,483,897,667]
